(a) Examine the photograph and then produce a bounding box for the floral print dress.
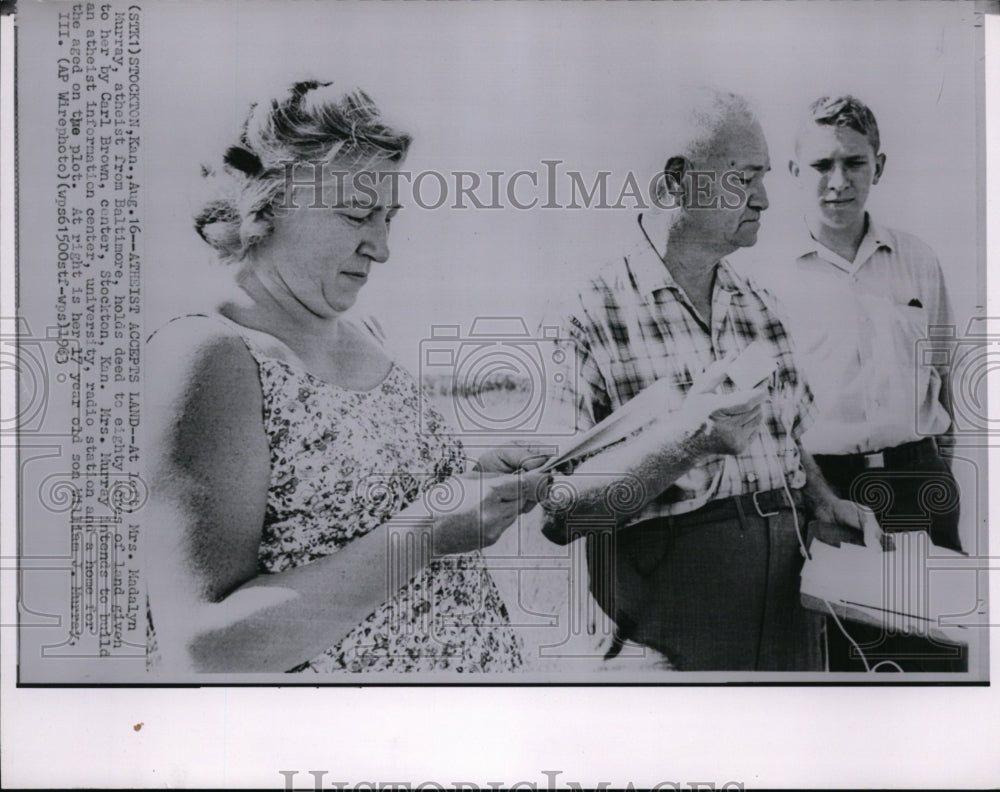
[232,319,524,673]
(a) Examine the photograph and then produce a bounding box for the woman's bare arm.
[146,321,538,672]
[146,318,419,671]
[146,319,537,673]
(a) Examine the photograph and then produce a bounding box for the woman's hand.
[474,441,553,474]
[426,469,552,556]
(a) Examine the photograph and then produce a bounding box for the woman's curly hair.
[194,79,411,261]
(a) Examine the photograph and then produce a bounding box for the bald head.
[645,87,770,260]
[644,88,763,206]
[670,89,758,162]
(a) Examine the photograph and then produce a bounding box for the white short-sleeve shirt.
[764,215,953,455]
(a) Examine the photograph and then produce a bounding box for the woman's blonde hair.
[194,79,411,261]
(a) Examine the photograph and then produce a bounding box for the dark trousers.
[587,489,824,671]
[814,438,967,672]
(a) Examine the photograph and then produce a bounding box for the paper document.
[725,340,777,390]
[538,344,774,472]
[538,376,677,472]
[800,532,982,646]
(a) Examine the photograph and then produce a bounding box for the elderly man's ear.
[656,156,690,209]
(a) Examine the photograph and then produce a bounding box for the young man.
[774,95,964,671]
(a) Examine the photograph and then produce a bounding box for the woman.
[146,80,548,674]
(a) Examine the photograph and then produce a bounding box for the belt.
[544,486,804,546]
[626,486,805,534]
[813,437,939,472]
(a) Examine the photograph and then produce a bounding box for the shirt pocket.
[856,293,924,371]
[889,302,927,371]
[885,300,939,412]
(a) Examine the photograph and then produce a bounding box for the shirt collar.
[630,213,678,295]
[798,213,893,274]
[632,213,744,297]
[855,215,893,267]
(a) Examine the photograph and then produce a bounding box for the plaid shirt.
[545,215,816,521]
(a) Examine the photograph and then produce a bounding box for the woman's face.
[255,161,401,317]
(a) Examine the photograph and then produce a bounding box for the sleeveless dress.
[152,315,524,674]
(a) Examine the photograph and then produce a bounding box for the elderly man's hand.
[677,386,767,459]
[699,388,767,456]
[813,496,884,550]
[676,352,767,458]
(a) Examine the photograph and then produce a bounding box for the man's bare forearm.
[799,444,840,513]
[548,419,711,523]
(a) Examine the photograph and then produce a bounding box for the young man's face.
[790,123,885,231]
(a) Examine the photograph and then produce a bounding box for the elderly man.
[541,89,878,671]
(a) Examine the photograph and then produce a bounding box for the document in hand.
[537,376,679,472]
[800,531,982,647]
[724,339,778,391]
[537,343,776,473]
